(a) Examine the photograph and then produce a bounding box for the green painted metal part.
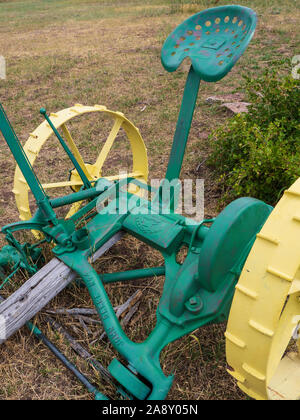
[0,5,266,400]
[53,196,272,399]
[161,5,257,82]
[40,108,92,190]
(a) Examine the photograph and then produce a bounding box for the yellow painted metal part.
[13,104,148,225]
[226,178,300,400]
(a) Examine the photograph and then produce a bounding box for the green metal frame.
[0,5,268,400]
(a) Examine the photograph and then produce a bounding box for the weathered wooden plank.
[0,233,122,344]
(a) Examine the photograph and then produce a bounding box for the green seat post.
[165,65,201,183]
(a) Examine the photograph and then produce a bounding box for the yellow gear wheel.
[226,178,300,400]
[13,104,148,225]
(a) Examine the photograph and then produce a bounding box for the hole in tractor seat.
[232,17,238,24]
[224,16,230,23]
[225,28,229,33]
[238,20,243,27]
[174,44,179,49]
[171,52,176,56]
[187,30,193,35]
[189,42,195,46]
[215,17,221,24]
[195,36,201,40]
[243,24,246,30]
[218,61,224,66]
[195,25,202,30]
[180,36,186,41]
[206,31,210,35]
[184,48,189,52]
[205,20,211,27]
[216,28,220,33]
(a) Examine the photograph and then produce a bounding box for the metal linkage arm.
[40,108,91,190]
[0,104,57,224]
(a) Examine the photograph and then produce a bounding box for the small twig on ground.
[78,316,92,335]
[45,315,113,384]
[46,308,98,316]
[99,290,142,341]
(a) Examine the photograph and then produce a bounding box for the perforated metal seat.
[161,5,257,82]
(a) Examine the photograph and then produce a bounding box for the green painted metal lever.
[40,108,92,190]
[0,104,57,224]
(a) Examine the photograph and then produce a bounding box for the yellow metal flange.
[226,178,300,400]
[13,104,148,227]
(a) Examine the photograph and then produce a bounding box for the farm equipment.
[0,5,299,400]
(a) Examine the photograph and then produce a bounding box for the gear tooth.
[226,369,246,383]
[94,104,107,110]
[225,331,246,349]
[266,266,293,282]
[285,189,300,198]
[256,232,279,245]
[226,176,300,400]
[18,177,27,184]
[235,284,258,299]
[242,363,266,382]
[248,320,274,337]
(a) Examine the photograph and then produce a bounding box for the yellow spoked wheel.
[13,104,148,228]
[226,178,300,400]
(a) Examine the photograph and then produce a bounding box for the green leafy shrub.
[208,65,300,205]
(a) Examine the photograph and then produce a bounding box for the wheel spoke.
[94,117,123,176]
[65,200,82,219]
[105,171,144,181]
[42,180,83,189]
[61,123,91,179]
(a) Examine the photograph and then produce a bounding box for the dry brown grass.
[0,0,298,400]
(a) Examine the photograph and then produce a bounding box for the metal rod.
[40,108,92,190]
[26,322,109,400]
[0,104,57,224]
[50,186,101,208]
[101,266,165,284]
[0,294,109,400]
[165,66,201,182]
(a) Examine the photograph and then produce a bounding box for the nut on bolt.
[185,295,203,314]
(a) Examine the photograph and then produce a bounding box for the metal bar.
[0,295,108,399]
[40,108,91,190]
[61,123,92,180]
[49,186,101,208]
[27,322,109,400]
[101,266,165,284]
[0,104,57,224]
[165,66,201,182]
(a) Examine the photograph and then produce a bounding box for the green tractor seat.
[161,5,257,82]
